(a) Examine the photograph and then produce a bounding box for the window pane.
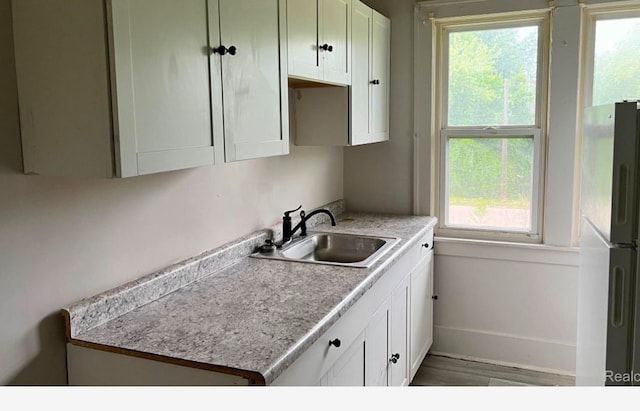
[593,17,640,105]
[446,137,533,231]
[447,26,538,126]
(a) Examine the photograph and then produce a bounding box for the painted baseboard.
[432,325,576,376]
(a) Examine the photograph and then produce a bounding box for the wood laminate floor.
[410,355,575,387]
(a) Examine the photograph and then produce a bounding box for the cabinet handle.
[212,45,237,56]
[370,79,380,85]
[432,295,438,300]
[329,338,341,348]
[320,44,333,52]
[390,353,400,364]
[422,242,430,249]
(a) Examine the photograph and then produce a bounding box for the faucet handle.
[284,205,302,217]
[299,210,307,236]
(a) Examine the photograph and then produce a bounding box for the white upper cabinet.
[287,0,323,81]
[321,0,352,85]
[350,1,390,145]
[369,9,391,143]
[287,0,352,86]
[292,0,390,146]
[12,0,288,178]
[350,1,373,144]
[217,0,289,162]
[109,0,221,176]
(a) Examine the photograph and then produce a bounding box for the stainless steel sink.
[251,232,401,268]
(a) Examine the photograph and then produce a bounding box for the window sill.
[434,236,580,266]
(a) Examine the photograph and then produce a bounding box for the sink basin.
[252,232,401,268]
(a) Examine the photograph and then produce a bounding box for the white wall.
[0,0,343,384]
[433,240,579,374]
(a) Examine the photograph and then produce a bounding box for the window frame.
[433,11,551,243]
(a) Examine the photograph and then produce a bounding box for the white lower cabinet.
[410,249,435,380]
[317,273,411,387]
[321,331,366,386]
[390,273,411,386]
[365,297,391,386]
[274,227,434,387]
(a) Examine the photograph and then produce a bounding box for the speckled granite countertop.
[63,205,436,385]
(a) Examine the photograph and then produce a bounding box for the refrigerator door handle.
[609,102,640,243]
[606,247,636,385]
[614,163,630,226]
[610,266,626,328]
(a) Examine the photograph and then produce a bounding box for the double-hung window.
[434,12,550,242]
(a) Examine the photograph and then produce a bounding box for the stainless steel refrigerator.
[576,101,640,386]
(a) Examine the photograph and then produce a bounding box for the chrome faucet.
[281,205,337,243]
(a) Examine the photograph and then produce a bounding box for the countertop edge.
[66,339,267,385]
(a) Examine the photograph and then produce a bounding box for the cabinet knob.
[212,45,228,55]
[390,353,400,364]
[329,338,341,348]
[370,79,380,85]
[320,44,333,52]
[432,295,438,300]
[212,45,237,56]
[422,242,430,249]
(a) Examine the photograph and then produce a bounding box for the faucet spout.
[300,209,337,230]
[281,207,337,243]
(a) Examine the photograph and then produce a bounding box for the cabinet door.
[370,10,390,143]
[390,273,410,386]
[365,297,390,386]
[320,0,351,85]
[109,0,220,177]
[410,250,434,380]
[350,1,372,145]
[13,0,115,177]
[218,0,289,161]
[287,0,321,81]
[323,331,366,386]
